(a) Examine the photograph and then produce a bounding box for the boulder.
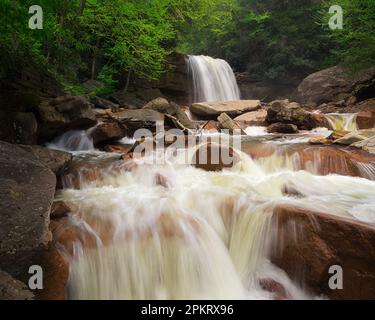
[90,96,119,111]
[234,109,267,126]
[351,136,375,154]
[192,142,240,171]
[266,100,316,129]
[0,270,34,300]
[296,66,375,105]
[272,205,375,299]
[267,123,298,134]
[356,111,375,129]
[334,129,375,145]
[0,141,55,280]
[90,122,126,145]
[0,112,38,145]
[191,100,261,119]
[36,95,97,142]
[112,109,165,135]
[217,113,246,135]
[17,144,72,175]
[143,98,195,129]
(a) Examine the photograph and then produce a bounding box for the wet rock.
[143,98,195,129]
[351,136,375,154]
[192,142,240,171]
[234,109,267,126]
[0,270,34,300]
[17,144,72,175]
[112,109,164,135]
[334,129,375,145]
[36,95,97,142]
[191,100,261,119]
[266,100,316,130]
[272,205,375,299]
[50,201,72,220]
[296,66,375,105]
[0,112,38,145]
[259,278,291,300]
[90,122,126,145]
[308,137,332,145]
[267,123,298,134]
[217,113,246,134]
[90,96,119,111]
[356,111,375,129]
[0,141,55,280]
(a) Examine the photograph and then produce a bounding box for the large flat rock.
[190,100,261,119]
[0,141,55,280]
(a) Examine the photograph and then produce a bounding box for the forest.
[1,0,374,96]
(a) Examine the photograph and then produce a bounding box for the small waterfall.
[187,55,240,103]
[324,113,358,131]
[47,130,95,152]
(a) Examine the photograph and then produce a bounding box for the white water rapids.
[187,55,240,102]
[52,137,375,300]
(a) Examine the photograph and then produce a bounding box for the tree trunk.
[124,70,132,93]
[78,0,86,15]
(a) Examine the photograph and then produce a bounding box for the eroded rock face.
[17,144,72,175]
[0,141,55,280]
[267,123,298,134]
[36,95,97,142]
[112,109,165,135]
[143,98,195,129]
[296,66,375,105]
[0,270,34,300]
[90,122,127,145]
[234,109,267,126]
[271,205,375,299]
[191,100,261,119]
[266,100,319,130]
[192,142,240,171]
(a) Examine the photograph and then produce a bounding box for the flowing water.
[324,113,358,131]
[50,129,375,300]
[47,130,95,152]
[187,55,240,103]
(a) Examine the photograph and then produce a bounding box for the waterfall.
[187,55,240,103]
[47,130,95,152]
[324,113,358,131]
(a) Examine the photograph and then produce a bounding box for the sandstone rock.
[356,111,375,129]
[0,270,34,300]
[113,109,165,135]
[234,109,267,126]
[217,113,246,134]
[90,96,119,111]
[308,137,332,145]
[0,141,55,280]
[266,99,316,129]
[334,129,375,145]
[259,278,291,300]
[351,136,375,154]
[143,98,195,129]
[13,112,38,145]
[90,122,126,145]
[267,123,298,134]
[191,100,261,119]
[50,201,72,220]
[296,66,375,105]
[192,142,240,171]
[36,95,97,142]
[272,205,375,299]
[17,144,72,175]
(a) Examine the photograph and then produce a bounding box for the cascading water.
[53,140,375,300]
[187,55,240,103]
[324,113,358,131]
[47,130,95,152]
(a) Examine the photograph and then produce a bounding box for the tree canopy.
[1,0,374,95]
